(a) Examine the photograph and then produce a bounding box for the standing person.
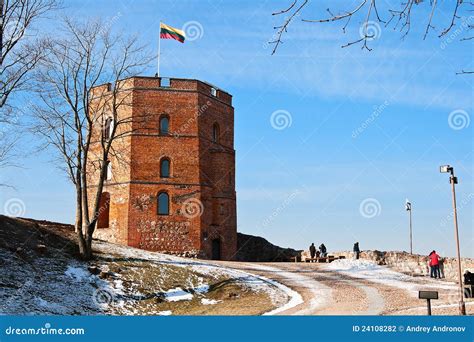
[319,243,327,257]
[309,243,316,259]
[428,253,434,278]
[429,250,441,279]
[353,242,360,260]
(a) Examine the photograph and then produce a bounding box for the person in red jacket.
[429,250,441,279]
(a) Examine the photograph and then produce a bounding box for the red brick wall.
[87,87,134,246]
[88,77,237,260]
[197,92,237,260]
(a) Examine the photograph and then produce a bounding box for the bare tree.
[270,1,473,72]
[31,17,154,259]
[0,0,58,176]
[1,0,57,113]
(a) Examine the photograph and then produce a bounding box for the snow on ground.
[65,266,95,282]
[326,259,457,296]
[397,301,474,315]
[1,238,301,315]
[188,262,303,315]
[201,298,221,305]
[94,240,183,264]
[164,288,194,302]
[0,248,111,315]
[157,310,172,315]
[260,273,304,315]
[235,264,327,315]
[190,264,296,313]
[163,284,209,303]
[93,241,300,314]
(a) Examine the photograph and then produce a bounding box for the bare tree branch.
[272,0,297,16]
[1,0,58,112]
[270,0,308,55]
[270,0,472,72]
[0,0,58,173]
[31,17,154,259]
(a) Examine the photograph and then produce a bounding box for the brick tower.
[89,77,237,260]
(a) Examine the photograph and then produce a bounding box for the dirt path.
[211,261,472,316]
[212,261,387,315]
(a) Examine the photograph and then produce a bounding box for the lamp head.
[440,165,452,174]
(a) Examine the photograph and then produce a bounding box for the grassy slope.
[0,216,286,315]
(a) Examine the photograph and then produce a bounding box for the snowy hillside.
[0,216,296,315]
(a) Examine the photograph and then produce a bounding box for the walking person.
[319,243,327,257]
[309,243,316,259]
[429,250,441,279]
[353,242,360,260]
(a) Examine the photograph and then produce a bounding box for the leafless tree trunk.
[31,17,153,260]
[271,1,472,72]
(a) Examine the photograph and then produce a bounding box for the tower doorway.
[211,238,221,260]
[97,192,110,228]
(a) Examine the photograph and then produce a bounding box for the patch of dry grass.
[93,251,278,315]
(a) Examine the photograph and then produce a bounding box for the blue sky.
[1,0,472,257]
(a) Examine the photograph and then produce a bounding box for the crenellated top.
[91,76,232,106]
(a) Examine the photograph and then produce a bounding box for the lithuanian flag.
[160,23,185,43]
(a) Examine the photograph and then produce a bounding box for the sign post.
[419,290,438,316]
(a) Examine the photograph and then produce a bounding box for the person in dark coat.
[309,243,316,259]
[319,243,327,257]
[464,271,474,285]
[353,242,360,260]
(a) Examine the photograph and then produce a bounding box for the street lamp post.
[440,165,466,316]
[405,200,413,254]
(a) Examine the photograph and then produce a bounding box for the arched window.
[157,192,169,215]
[212,123,220,143]
[159,116,169,135]
[103,117,113,140]
[160,158,170,178]
[106,160,112,180]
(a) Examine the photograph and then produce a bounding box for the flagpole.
[157,21,161,77]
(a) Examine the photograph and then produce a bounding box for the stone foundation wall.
[318,250,474,282]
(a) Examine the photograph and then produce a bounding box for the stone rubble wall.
[301,250,474,282]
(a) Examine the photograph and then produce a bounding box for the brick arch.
[159,114,170,135]
[97,192,110,228]
[212,122,220,143]
[208,226,225,242]
[160,157,171,178]
[211,237,221,260]
[102,117,114,140]
[157,191,170,215]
